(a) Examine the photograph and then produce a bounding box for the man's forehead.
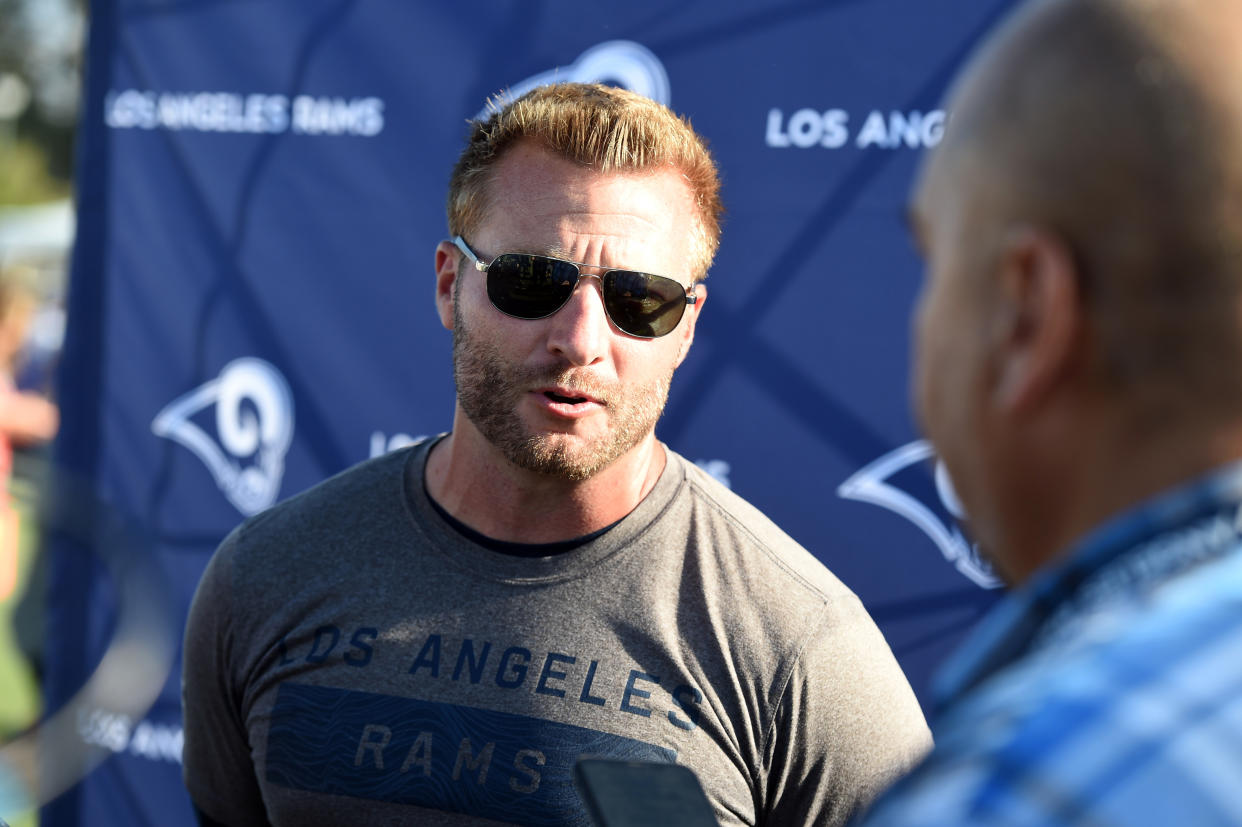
[491,158,691,212]
[480,148,695,255]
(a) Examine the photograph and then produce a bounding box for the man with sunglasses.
[182,82,930,827]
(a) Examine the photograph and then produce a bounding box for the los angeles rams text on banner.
[104,89,385,136]
[765,108,946,149]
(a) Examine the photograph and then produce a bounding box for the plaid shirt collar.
[930,459,1242,716]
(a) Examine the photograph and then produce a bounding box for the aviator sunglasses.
[452,236,698,339]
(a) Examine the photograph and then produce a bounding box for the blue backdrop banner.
[46,1,1018,824]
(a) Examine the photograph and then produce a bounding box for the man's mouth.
[545,391,588,405]
[537,386,603,406]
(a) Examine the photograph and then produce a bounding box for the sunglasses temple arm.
[451,235,489,271]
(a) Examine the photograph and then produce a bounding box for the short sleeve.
[181,526,270,826]
[760,595,932,826]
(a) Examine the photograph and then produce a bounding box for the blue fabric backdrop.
[44,1,1019,823]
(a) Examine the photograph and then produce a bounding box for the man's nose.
[545,276,610,366]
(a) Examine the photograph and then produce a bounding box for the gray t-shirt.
[182,440,930,826]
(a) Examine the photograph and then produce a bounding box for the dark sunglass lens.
[487,254,578,319]
[603,271,688,337]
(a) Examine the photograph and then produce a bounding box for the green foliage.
[0,480,41,827]
[0,138,70,205]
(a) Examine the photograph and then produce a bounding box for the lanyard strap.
[1035,503,1242,649]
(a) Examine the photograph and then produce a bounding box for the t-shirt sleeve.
[181,526,270,826]
[759,595,933,826]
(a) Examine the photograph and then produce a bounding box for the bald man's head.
[923,0,1242,421]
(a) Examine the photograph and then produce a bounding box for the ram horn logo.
[475,40,671,120]
[837,440,1002,589]
[152,358,294,516]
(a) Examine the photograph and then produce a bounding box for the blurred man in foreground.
[182,82,930,827]
[861,0,1242,823]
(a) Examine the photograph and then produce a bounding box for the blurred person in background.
[0,262,58,749]
[860,0,1242,823]
[0,264,57,603]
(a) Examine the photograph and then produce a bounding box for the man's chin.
[503,431,633,482]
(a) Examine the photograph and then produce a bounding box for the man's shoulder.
[224,443,419,557]
[873,551,1242,825]
[667,450,857,603]
[263,442,415,517]
[967,549,1242,732]
[1036,545,1242,705]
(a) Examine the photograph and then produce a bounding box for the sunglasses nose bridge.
[544,270,614,365]
[572,270,605,287]
[564,271,609,314]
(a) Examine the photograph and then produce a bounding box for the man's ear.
[992,226,1082,414]
[674,283,707,368]
[434,240,460,331]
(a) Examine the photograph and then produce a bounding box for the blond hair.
[447,83,723,281]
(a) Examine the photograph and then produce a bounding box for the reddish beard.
[452,302,672,481]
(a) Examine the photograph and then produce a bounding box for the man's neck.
[996,409,1242,584]
[423,414,667,544]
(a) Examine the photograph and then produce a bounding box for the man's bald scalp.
[940,0,1242,420]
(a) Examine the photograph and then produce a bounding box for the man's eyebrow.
[497,242,570,259]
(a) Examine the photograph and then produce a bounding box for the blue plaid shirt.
[859,463,1242,826]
